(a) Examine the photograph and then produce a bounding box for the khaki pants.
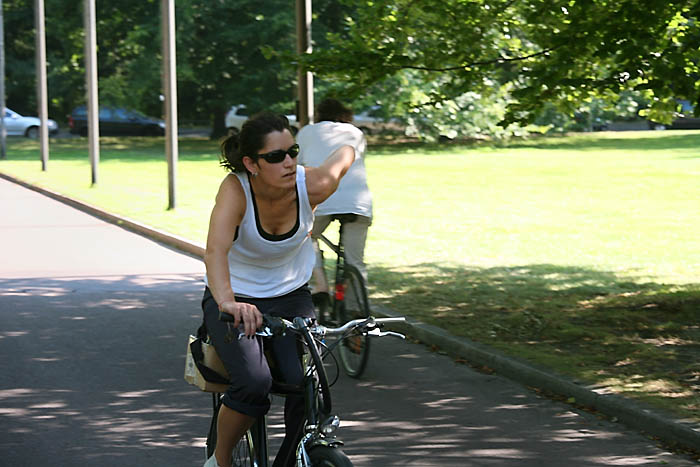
[310,214,371,295]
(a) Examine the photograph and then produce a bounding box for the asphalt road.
[0,177,696,466]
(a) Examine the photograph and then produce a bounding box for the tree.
[175,0,301,137]
[295,0,700,129]
[2,0,164,121]
[3,0,85,119]
[3,0,304,134]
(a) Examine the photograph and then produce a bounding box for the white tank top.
[216,166,315,298]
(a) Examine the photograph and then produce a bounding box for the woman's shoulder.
[209,173,247,230]
[216,173,247,207]
[221,172,245,190]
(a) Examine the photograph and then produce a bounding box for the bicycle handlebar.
[217,314,405,418]
[256,316,406,341]
[219,312,406,341]
[322,316,405,336]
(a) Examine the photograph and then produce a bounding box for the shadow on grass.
[495,132,700,153]
[368,262,700,421]
[367,131,700,156]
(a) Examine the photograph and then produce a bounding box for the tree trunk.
[210,107,227,140]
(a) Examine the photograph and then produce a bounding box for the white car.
[225,105,298,135]
[353,107,403,134]
[2,107,59,138]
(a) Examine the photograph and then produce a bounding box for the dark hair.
[220,112,292,173]
[316,98,353,123]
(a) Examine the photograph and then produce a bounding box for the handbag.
[184,325,230,393]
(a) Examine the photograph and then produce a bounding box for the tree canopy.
[3,0,302,133]
[298,0,700,127]
[3,0,699,138]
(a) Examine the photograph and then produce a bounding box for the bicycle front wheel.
[231,431,254,467]
[337,264,371,378]
[308,446,354,466]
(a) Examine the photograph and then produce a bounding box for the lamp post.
[84,0,99,184]
[161,0,178,210]
[34,0,49,170]
[0,0,6,160]
[295,0,313,127]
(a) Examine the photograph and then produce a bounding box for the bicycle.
[311,213,372,378]
[205,314,405,466]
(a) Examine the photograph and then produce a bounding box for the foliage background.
[3,0,699,139]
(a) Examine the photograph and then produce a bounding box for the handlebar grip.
[219,310,234,322]
[219,312,287,335]
[264,315,287,336]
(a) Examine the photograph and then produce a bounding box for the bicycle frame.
[317,232,345,306]
[216,317,342,466]
[314,216,374,379]
[209,316,405,466]
[317,219,369,324]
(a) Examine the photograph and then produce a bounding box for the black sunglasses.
[254,144,300,164]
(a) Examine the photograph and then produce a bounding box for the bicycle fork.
[295,335,345,466]
[295,417,344,467]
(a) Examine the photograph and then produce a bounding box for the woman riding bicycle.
[202,112,354,467]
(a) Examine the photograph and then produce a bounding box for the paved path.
[0,177,696,466]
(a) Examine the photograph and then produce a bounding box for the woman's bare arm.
[204,175,262,336]
[305,144,355,207]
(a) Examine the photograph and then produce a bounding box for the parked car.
[2,107,59,138]
[648,100,700,130]
[667,100,700,129]
[353,106,403,134]
[68,105,165,136]
[225,105,299,135]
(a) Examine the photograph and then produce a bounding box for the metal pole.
[161,0,178,210]
[295,0,313,127]
[0,0,6,160]
[34,0,49,170]
[84,0,99,185]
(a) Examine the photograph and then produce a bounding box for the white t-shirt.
[204,166,315,298]
[296,121,372,218]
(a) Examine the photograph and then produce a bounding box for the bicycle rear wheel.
[337,264,371,378]
[231,432,254,467]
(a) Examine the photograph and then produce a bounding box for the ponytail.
[219,111,292,173]
[219,132,244,173]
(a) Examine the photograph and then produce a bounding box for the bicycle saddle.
[331,213,358,224]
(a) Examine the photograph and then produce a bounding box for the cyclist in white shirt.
[296,99,373,290]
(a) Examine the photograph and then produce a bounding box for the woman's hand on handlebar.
[219,301,263,337]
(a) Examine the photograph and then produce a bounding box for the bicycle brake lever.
[237,326,275,340]
[366,328,406,339]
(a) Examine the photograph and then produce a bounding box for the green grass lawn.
[1,131,698,422]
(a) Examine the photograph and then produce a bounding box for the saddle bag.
[184,325,230,393]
